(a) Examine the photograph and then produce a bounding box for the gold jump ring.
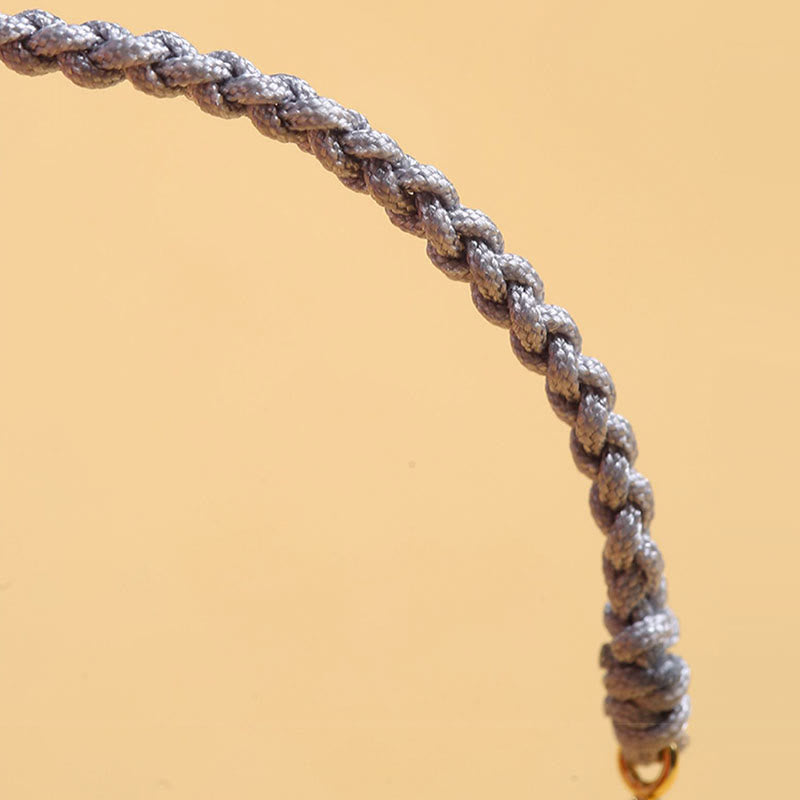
[617,743,679,799]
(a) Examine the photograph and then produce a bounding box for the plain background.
[0,1,797,797]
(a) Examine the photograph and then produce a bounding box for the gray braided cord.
[0,8,690,766]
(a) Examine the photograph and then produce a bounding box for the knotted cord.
[0,7,690,766]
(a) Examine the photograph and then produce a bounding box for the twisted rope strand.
[0,7,690,765]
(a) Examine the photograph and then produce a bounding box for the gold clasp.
[618,743,679,800]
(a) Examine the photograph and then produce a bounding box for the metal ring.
[618,743,679,800]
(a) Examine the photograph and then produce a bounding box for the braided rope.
[0,8,690,765]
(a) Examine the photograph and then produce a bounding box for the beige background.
[0,1,797,797]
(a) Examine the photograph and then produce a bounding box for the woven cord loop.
[0,7,690,766]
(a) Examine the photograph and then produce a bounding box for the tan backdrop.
[1,1,797,797]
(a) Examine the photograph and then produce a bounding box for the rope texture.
[0,8,690,765]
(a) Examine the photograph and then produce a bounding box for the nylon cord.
[0,7,690,766]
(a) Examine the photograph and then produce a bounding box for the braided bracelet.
[0,8,691,797]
